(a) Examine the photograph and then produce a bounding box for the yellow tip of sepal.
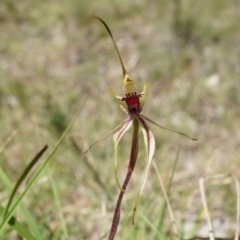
[139,80,148,109]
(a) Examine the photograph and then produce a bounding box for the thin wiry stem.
[233,175,240,240]
[199,176,215,240]
[108,119,139,240]
[154,146,181,240]
[153,161,180,240]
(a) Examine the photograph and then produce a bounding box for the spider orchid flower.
[83,16,197,240]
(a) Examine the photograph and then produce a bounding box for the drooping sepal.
[82,119,132,155]
[113,118,133,190]
[132,116,155,223]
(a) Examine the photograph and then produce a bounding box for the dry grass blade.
[154,146,181,240]
[199,176,215,240]
[231,175,240,240]
[0,129,17,154]
[183,237,240,240]
[70,137,112,198]
[153,160,180,240]
[199,174,240,240]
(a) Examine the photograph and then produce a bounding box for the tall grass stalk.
[153,160,180,239]
[199,174,240,240]
[154,146,180,240]
[47,167,69,238]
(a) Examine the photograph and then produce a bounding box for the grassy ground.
[0,0,240,239]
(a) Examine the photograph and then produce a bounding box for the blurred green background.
[0,0,240,239]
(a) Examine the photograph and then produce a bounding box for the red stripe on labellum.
[138,116,150,155]
[115,118,133,142]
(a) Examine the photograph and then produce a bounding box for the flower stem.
[108,119,139,240]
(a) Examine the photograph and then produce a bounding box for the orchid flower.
[83,16,197,240]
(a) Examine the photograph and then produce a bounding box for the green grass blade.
[0,205,38,240]
[181,208,203,239]
[137,209,161,235]
[0,167,44,239]
[3,145,48,218]
[19,204,45,240]
[47,167,69,238]
[0,112,78,233]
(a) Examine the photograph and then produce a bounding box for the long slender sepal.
[92,16,136,94]
[92,16,127,77]
[141,114,197,141]
[82,119,132,155]
[113,118,133,190]
[132,117,155,224]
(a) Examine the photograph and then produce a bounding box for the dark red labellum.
[121,92,142,115]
